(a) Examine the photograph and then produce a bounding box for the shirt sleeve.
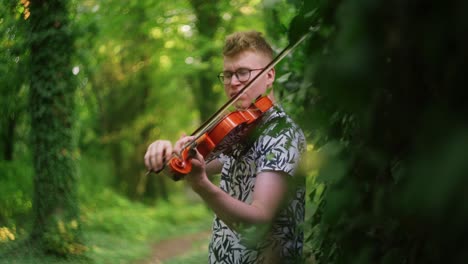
[255,125,305,177]
[217,153,229,165]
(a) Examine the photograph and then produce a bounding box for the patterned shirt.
[208,105,306,264]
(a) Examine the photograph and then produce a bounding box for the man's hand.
[144,140,173,172]
[173,135,209,187]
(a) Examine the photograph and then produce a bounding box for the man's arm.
[205,159,223,176]
[190,170,288,229]
[173,136,289,229]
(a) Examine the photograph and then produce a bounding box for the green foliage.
[0,197,211,264]
[166,251,208,264]
[0,160,33,226]
[0,0,30,161]
[288,0,468,263]
[82,189,210,239]
[78,188,212,263]
[40,216,85,256]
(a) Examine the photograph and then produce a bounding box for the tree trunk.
[189,0,222,122]
[28,0,82,255]
[3,116,16,161]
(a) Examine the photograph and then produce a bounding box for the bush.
[0,160,33,227]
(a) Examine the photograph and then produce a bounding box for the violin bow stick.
[147,28,313,175]
[189,29,313,144]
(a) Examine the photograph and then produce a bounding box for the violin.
[151,32,311,181]
[168,96,273,180]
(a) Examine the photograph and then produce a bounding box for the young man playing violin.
[144,31,306,264]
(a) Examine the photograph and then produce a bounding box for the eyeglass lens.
[219,68,260,84]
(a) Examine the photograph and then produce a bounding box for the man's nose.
[229,74,242,85]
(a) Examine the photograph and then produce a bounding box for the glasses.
[217,68,264,84]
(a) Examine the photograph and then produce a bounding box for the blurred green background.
[2,0,468,263]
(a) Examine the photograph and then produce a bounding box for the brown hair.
[223,31,274,60]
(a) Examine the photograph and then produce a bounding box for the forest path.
[137,230,211,264]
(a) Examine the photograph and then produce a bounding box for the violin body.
[168,96,273,180]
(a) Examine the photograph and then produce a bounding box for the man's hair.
[223,31,274,60]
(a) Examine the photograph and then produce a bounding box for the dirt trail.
[137,231,211,264]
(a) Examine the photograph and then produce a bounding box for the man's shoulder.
[258,106,305,142]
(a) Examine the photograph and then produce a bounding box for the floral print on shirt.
[208,105,306,264]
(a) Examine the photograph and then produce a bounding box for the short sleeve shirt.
[208,105,306,264]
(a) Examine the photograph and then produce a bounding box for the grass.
[0,188,212,264]
[82,190,212,264]
[166,251,208,264]
[1,153,214,264]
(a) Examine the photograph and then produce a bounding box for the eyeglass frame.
[217,68,265,84]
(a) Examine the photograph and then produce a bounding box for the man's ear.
[267,68,276,86]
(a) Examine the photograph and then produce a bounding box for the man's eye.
[237,69,249,75]
[224,72,233,78]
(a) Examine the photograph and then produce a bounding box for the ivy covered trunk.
[28,0,83,255]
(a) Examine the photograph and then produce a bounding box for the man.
[144,31,306,264]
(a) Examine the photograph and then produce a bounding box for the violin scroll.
[168,147,196,181]
[165,96,274,180]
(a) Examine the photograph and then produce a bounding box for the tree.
[78,0,180,201]
[188,0,223,122]
[28,0,83,255]
[0,0,29,161]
